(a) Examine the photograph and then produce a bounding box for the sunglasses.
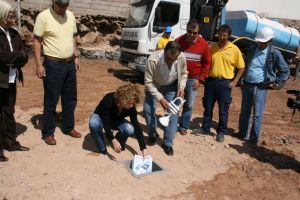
[187,30,198,35]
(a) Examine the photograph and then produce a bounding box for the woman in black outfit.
[89,82,147,156]
[0,0,29,162]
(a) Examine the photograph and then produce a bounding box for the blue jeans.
[179,79,198,131]
[239,83,267,143]
[143,82,178,147]
[202,78,232,134]
[42,58,77,136]
[89,113,134,153]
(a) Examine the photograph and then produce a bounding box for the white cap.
[255,27,275,43]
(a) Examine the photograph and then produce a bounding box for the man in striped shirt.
[176,19,211,135]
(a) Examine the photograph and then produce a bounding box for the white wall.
[226,0,300,20]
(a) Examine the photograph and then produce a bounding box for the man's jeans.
[239,83,267,143]
[179,78,198,131]
[143,82,178,147]
[89,113,134,153]
[42,58,77,136]
[202,78,232,134]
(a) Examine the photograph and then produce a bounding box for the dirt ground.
[0,58,299,200]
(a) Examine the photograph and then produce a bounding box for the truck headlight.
[134,56,147,65]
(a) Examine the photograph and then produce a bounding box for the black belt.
[244,81,268,86]
[207,77,232,81]
[44,55,75,63]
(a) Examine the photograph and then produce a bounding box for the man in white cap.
[238,26,290,145]
[33,0,81,145]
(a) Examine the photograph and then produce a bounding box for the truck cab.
[119,0,227,72]
[119,0,190,72]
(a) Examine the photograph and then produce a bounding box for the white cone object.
[159,115,170,127]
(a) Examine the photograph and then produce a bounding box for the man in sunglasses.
[175,19,211,136]
[143,41,188,156]
[33,0,81,145]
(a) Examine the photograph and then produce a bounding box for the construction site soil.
[0,58,299,200]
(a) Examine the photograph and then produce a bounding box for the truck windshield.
[125,0,155,28]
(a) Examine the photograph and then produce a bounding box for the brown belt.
[44,55,75,63]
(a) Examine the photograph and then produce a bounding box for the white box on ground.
[132,155,153,175]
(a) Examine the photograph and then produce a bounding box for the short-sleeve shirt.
[209,42,245,79]
[156,37,173,49]
[34,8,77,59]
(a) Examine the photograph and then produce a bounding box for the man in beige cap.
[33,0,81,145]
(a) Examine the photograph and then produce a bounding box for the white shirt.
[158,51,178,85]
[0,26,17,83]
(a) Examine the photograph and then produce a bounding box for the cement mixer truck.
[119,0,300,73]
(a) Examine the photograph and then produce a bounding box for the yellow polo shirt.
[34,8,77,59]
[156,37,173,49]
[209,42,245,79]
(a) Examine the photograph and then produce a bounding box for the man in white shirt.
[143,41,188,155]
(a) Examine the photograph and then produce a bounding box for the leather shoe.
[147,137,157,146]
[0,154,8,162]
[43,135,56,145]
[66,129,82,138]
[162,144,174,156]
[180,129,188,136]
[16,146,30,151]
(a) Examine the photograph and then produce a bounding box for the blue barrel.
[225,10,300,53]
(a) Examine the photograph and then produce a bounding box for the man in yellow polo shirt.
[195,24,245,142]
[33,0,81,145]
[156,26,173,50]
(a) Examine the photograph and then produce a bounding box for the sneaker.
[216,133,225,142]
[192,128,209,136]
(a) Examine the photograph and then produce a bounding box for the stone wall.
[7,0,132,17]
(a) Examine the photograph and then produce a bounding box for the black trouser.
[42,58,77,136]
[0,83,21,151]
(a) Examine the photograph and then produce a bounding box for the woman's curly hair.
[114,82,143,106]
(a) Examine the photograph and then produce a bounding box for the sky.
[226,0,300,20]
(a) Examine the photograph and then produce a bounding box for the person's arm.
[73,36,80,70]
[272,50,290,89]
[178,53,188,96]
[99,100,115,143]
[144,58,164,101]
[156,38,163,50]
[98,98,123,153]
[129,108,146,152]
[33,35,45,79]
[230,47,245,88]
[198,41,211,83]
[230,67,245,88]
[15,33,28,69]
